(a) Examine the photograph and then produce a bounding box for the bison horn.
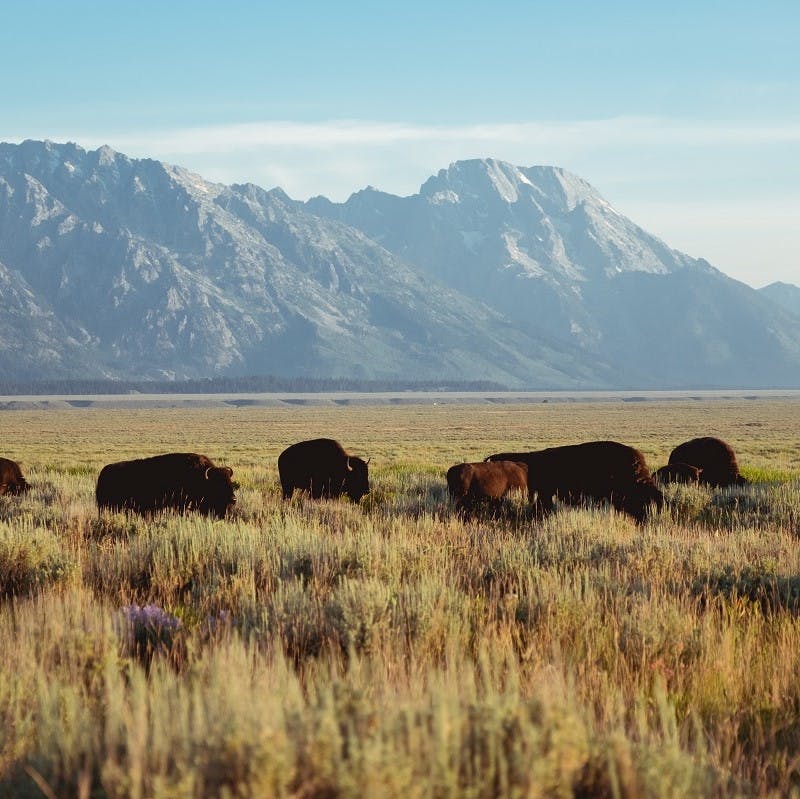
[205,467,213,480]
[346,457,353,472]
[366,457,371,465]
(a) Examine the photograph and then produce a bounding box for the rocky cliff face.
[1,141,799,387]
[0,141,611,387]
[307,158,800,387]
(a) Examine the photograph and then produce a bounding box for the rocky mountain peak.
[2,140,799,388]
[418,158,603,214]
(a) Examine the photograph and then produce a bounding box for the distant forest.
[0,376,508,396]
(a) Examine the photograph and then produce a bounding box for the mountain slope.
[307,158,800,387]
[0,140,612,386]
[0,256,105,379]
[760,282,800,318]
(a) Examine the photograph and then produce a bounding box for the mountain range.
[1,139,798,388]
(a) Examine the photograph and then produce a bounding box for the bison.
[652,463,702,485]
[278,438,369,502]
[96,452,236,518]
[668,437,748,488]
[487,440,663,524]
[447,460,528,515]
[0,457,30,496]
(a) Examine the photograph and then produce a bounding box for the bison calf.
[96,452,236,518]
[278,438,369,502]
[0,457,30,496]
[668,437,748,488]
[487,440,663,525]
[447,460,528,515]
[652,463,702,485]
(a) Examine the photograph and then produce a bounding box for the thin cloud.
[64,117,800,154]
[3,117,798,286]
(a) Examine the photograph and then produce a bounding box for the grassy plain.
[1,399,800,798]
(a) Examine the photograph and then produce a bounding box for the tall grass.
[0,400,799,797]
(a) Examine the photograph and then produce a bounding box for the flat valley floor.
[1,398,800,797]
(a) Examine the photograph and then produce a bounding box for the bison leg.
[454,495,477,518]
[613,484,663,525]
[487,497,506,517]
[310,479,328,499]
[281,480,294,500]
[610,492,639,523]
[530,490,554,521]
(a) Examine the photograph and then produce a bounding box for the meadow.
[1,398,800,798]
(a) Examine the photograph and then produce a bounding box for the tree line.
[0,376,508,396]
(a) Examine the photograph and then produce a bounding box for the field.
[1,399,800,798]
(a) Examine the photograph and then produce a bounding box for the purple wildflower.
[118,603,183,669]
[121,603,182,632]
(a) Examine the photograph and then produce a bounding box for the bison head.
[0,477,29,496]
[203,465,237,518]
[344,456,370,502]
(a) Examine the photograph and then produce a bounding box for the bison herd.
[0,435,749,525]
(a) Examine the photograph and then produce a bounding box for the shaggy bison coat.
[652,463,702,485]
[278,438,370,502]
[668,437,748,488]
[96,452,237,518]
[0,457,29,495]
[487,440,663,524]
[447,460,528,514]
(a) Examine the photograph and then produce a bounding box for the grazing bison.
[0,457,30,495]
[487,440,663,524]
[278,438,369,502]
[447,460,528,515]
[652,463,702,485]
[96,453,236,518]
[668,437,748,488]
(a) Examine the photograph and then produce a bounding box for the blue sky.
[2,0,799,287]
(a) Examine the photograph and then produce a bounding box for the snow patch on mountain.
[429,189,459,205]
[502,231,544,277]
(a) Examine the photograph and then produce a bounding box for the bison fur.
[447,460,527,515]
[278,438,369,502]
[96,452,236,518]
[668,437,748,488]
[0,457,30,496]
[652,463,702,485]
[487,440,662,524]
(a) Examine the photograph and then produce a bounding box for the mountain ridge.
[1,141,799,388]
[759,281,800,319]
[306,157,800,387]
[0,140,613,387]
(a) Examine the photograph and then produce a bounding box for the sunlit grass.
[0,399,799,796]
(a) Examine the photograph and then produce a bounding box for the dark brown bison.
[668,437,748,488]
[652,463,702,485]
[96,453,236,518]
[278,438,369,502]
[0,457,30,495]
[447,460,528,515]
[487,440,663,524]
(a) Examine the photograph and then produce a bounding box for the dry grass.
[0,399,799,798]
